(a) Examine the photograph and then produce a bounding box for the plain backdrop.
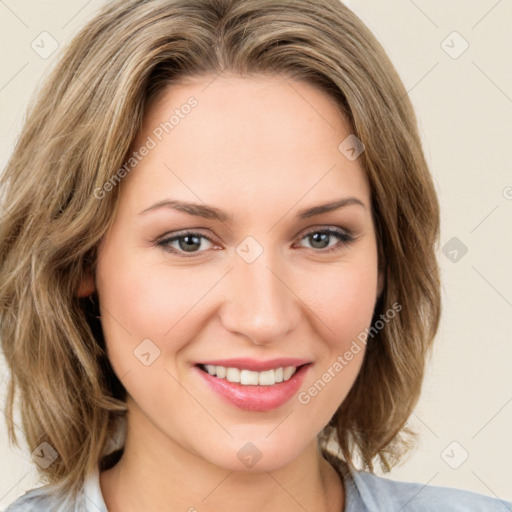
[1,0,511,509]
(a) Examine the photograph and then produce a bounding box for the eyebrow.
[138,197,366,222]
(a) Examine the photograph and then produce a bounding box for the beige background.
[1,0,511,508]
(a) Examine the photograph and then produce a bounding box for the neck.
[100,405,344,512]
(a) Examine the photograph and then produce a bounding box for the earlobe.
[77,273,96,297]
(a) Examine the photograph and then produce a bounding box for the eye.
[155,227,354,257]
[156,231,217,255]
[295,227,354,253]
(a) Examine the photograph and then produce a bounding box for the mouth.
[193,360,312,412]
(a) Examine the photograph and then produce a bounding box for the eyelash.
[155,227,355,258]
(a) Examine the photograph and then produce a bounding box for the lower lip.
[194,364,311,412]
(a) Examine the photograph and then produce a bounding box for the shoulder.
[4,467,107,512]
[4,487,52,512]
[350,468,511,512]
[322,449,511,512]
[4,485,77,512]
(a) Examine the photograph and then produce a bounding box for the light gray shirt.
[5,454,511,511]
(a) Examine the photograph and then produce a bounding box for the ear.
[77,272,96,297]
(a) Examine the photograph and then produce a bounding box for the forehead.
[121,74,370,217]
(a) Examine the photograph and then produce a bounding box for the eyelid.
[294,224,353,240]
[166,229,218,243]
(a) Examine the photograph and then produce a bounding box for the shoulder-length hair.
[0,0,441,503]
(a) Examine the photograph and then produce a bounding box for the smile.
[199,364,298,386]
[194,360,312,411]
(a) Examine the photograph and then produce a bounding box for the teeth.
[241,369,259,385]
[258,369,275,385]
[226,367,240,383]
[202,365,298,385]
[283,366,296,380]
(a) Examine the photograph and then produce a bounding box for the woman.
[0,0,509,510]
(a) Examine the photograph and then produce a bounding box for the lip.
[195,357,311,372]
[193,362,312,412]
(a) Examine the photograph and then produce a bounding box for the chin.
[196,433,312,473]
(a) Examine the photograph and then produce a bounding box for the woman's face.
[84,73,383,472]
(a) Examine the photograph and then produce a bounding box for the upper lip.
[195,358,311,372]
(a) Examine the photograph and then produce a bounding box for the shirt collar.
[81,465,108,512]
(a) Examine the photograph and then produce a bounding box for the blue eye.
[156,228,354,257]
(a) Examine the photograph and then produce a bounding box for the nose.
[220,249,300,346]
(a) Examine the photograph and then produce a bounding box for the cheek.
[296,253,378,413]
[96,249,210,340]
[94,253,200,414]
[295,285,373,431]
[310,256,379,350]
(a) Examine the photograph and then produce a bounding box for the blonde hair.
[0,0,441,503]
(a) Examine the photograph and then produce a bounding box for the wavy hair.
[0,0,441,503]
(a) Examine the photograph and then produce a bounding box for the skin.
[79,73,384,512]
